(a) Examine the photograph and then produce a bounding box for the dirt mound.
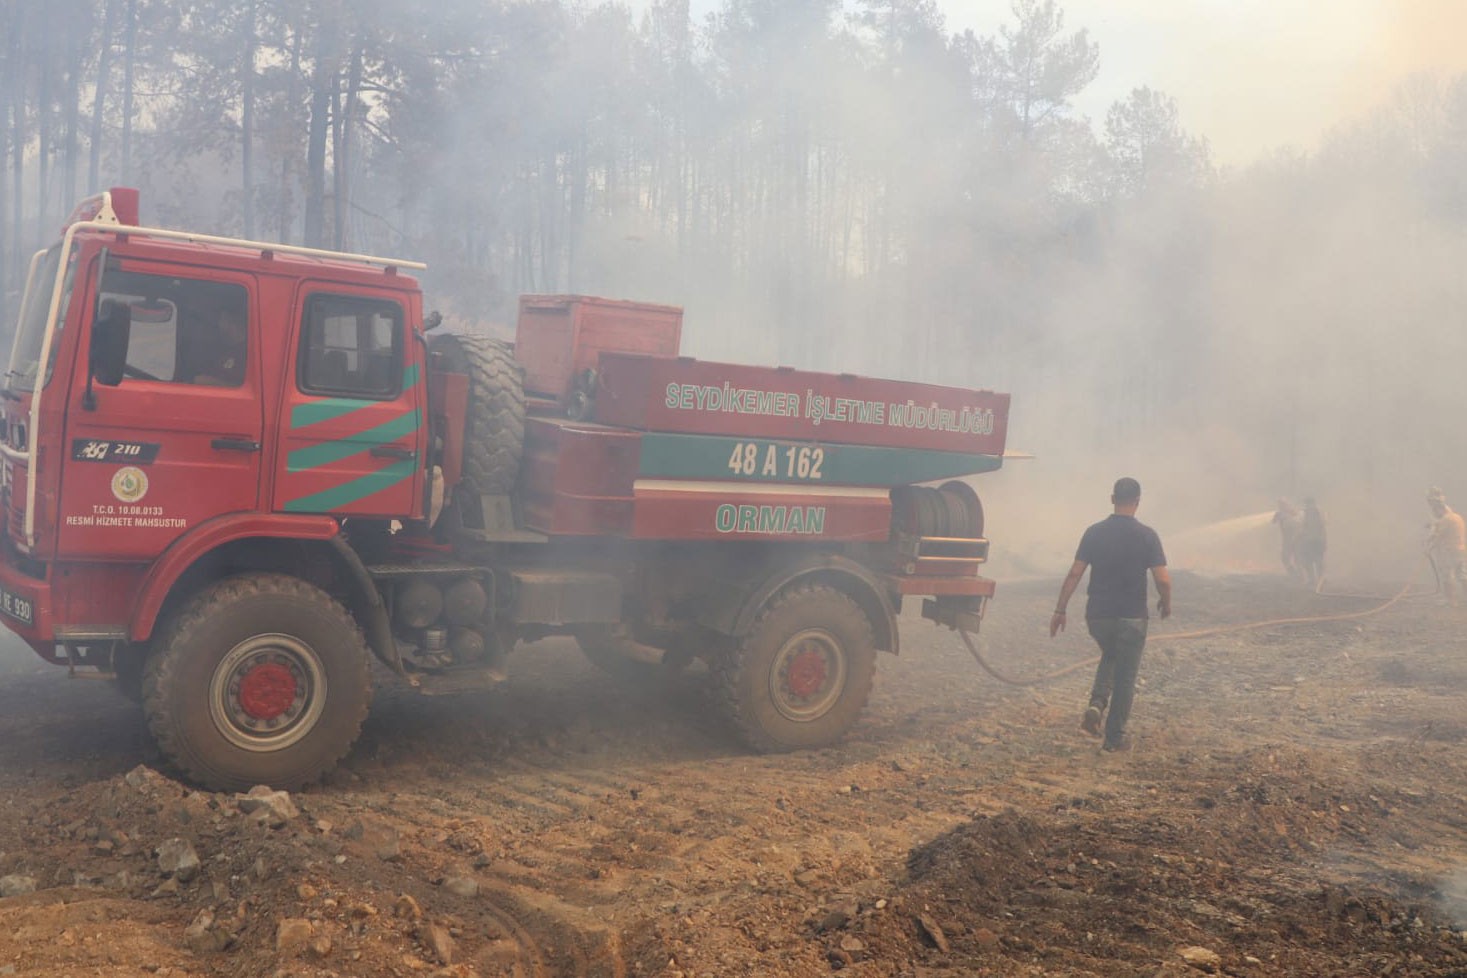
[0,765,495,976]
[881,750,1467,976]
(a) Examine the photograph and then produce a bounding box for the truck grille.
[3,462,26,545]
[6,491,22,543]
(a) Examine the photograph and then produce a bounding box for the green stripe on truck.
[290,364,420,428]
[282,458,418,512]
[286,409,421,472]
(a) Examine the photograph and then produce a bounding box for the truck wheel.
[428,330,524,497]
[714,584,877,752]
[142,573,373,792]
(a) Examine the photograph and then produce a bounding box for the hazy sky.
[956,0,1467,167]
[645,0,1467,167]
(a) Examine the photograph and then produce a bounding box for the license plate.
[0,585,34,626]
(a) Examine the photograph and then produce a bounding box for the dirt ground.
[0,568,1465,977]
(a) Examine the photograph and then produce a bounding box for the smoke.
[1439,866,1467,928]
[546,2,1467,596]
[976,1,1467,168]
[965,40,1467,591]
[1371,0,1467,82]
[23,0,1453,595]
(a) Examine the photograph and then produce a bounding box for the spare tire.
[429,330,525,499]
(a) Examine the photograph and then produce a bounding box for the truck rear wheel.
[429,330,524,498]
[142,573,373,792]
[714,584,877,752]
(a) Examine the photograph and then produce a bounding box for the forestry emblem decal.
[111,466,149,504]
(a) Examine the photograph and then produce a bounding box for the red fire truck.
[0,188,1009,791]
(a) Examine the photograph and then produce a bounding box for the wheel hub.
[210,634,327,752]
[785,645,829,698]
[237,662,298,720]
[771,628,846,722]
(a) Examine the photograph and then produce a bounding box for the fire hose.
[956,554,1434,688]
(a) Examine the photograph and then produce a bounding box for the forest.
[4,0,1466,567]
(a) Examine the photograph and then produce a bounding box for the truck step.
[401,667,509,696]
[453,527,551,544]
[366,561,485,578]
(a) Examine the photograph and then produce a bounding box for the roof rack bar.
[76,220,427,272]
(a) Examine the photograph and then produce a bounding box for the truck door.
[273,289,423,519]
[58,267,263,560]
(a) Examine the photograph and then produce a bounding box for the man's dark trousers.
[1086,617,1148,748]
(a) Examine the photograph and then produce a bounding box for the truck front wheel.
[715,584,877,752]
[142,573,373,792]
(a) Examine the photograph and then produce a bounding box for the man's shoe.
[1101,735,1132,753]
[1080,706,1103,737]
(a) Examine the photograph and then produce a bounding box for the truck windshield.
[6,244,74,394]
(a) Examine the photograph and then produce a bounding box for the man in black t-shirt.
[1050,477,1172,752]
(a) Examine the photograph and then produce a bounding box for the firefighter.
[1296,497,1326,589]
[1271,497,1303,579]
[1425,487,1467,606]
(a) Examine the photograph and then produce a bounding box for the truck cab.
[2,189,426,645]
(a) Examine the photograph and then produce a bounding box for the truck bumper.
[0,560,53,656]
[921,593,989,633]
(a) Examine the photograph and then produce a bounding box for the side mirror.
[90,298,132,387]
